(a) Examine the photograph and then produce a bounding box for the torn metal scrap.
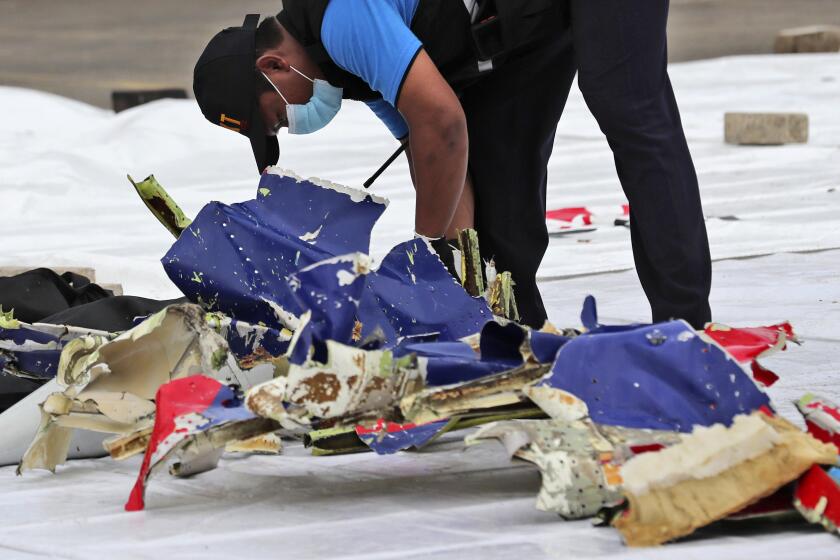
[468,418,681,519]
[0,319,114,381]
[125,375,279,511]
[457,228,484,297]
[226,432,282,454]
[360,238,491,344]
[391,319,568,388]
[127,174,193,238]
[304,404,545,456]
[704,322,796,362]
[466,391,680,519]
[246,305,567,445]
[164,170,491,352]
[104,426,152,461]
[400,362,550,426]
[246,339,423,429]
[270,234,494,367]
[614,412,838,547]
[487,271,519,322]
[704,322,797,387]
[356,418,451,455]
[163,168,388,334]
[0,308,286,387]
[796,393,840,448]
[794,465,840,535]
[206,312,293,366]
[305,425,371,456]
[17,304,264,474]
[357,404,547,456]
[535,318,771,432]
[544,205,630,235]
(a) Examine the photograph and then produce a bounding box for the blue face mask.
[261,67,343,135]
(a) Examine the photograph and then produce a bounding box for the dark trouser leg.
[570,0,712,328]
[461,31,577,328]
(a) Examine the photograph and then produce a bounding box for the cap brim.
[248,109,279,173]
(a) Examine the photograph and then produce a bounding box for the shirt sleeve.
[321,0,422,107]
[365,99,409,139]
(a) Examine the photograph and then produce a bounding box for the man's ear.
[256,53,288,74]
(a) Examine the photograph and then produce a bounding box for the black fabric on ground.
[0,267,185,331]
[0,268,113,323]
[0,374,42,412]
[41,295,187,332]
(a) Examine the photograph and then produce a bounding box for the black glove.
[429,237,460,280]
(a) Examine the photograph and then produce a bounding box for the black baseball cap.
[194,14,279,173]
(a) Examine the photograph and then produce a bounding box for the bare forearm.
[404,137,474,238]
[408,116,468,237]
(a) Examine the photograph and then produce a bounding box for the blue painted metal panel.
[356,419,450,455]
[539,320,770,432]
[162,172,386,332]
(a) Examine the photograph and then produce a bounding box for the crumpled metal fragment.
[456,228,484,297]
[794,465,840,535]
[164,170,493,358]
[163,168,388,335]
[127,174,193,238]
[125,375,279,511]
[615,412,838,546]
[0,321,113,380]
[535,319,771,432]
[486,271,519,322]
[466,391,680,519]
[246,339,423,429]
[400,362,550,426]
[356,418,451,455]
[704,322,797,387]
[469,418,624,518]
[795,393,840,448]
[17,304,264,474]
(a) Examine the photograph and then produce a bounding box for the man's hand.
[397,49,468,238]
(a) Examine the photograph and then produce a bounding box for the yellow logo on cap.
[219,113,242,132]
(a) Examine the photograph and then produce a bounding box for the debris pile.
[1,169,837,547]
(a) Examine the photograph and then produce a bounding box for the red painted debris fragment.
[627,443,665,455]
[704,322,796,387]
[794,465,840,534]
[125,375,224,512]
[704,322,794,363]
[355,418,419,435]
[751,361,780,388]
[545,207,593,225]
[797,394,840,448]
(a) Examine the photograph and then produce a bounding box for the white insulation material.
[620,414,781,495]
[1,54,839,558]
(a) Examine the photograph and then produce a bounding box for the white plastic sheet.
[0,53,839,558]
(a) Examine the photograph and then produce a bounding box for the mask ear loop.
[289,65,315,83]
[261,71,289,104]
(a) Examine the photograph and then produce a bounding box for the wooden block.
[775,25,840,53]
[724,112,808,145]
[0,266,96,282]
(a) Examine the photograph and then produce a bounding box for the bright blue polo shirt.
[321,0,423,139]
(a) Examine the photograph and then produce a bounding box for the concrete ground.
[1,0,839,108]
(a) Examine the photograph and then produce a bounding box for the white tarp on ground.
[0,53,839,558]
